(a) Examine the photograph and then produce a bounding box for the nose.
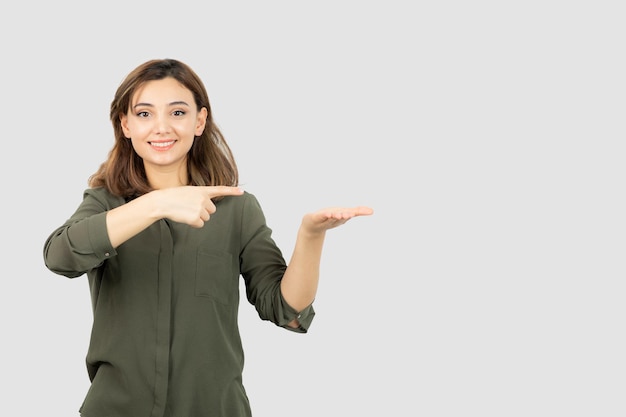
[153,114,171,134]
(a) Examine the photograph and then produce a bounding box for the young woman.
[43,58,373,417]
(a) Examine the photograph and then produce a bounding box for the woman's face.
[120,77,207,183]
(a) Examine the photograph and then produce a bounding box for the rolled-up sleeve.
[275,293,315,333]
[43,189,119,278]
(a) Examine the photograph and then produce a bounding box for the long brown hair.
[89,59,238,198]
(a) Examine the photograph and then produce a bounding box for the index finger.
[203,186,245,198]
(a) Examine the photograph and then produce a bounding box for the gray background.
[1,1,624,416]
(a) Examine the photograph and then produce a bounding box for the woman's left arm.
[280,206,374,327]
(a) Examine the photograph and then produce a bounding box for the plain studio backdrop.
[1,1,624,416]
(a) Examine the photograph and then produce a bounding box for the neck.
[145,165,188,190]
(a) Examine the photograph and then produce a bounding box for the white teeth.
[151,141,175,147]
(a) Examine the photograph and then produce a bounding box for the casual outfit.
[43,187,314,417]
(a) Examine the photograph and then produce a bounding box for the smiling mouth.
[149,140,176,148]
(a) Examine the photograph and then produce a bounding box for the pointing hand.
[158,186,244,227]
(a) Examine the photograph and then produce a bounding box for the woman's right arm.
[43,188,121,277]
[104,191,164,248]
[44,186,244,276]
[107,185,244,248]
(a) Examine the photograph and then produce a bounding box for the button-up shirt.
[43,187,314,417]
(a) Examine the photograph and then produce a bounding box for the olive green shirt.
[43,187,315,417]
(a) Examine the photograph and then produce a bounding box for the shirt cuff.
[87,211,116,261]
[278,293,315,333]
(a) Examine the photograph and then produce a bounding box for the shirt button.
[104,252,110,257]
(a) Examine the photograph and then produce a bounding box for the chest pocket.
[195,248,237,305]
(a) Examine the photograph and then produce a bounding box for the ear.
[195,107,208,136]
[120,114,131,138]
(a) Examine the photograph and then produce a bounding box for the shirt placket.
[150,220,174,417]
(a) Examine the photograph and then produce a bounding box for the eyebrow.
[132,100,191,109]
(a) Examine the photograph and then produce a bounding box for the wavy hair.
[89,59,238,199]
